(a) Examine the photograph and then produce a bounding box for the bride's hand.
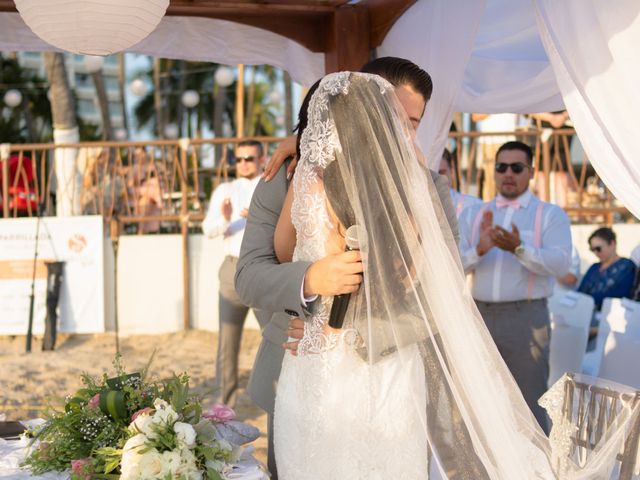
[282,318,341,355]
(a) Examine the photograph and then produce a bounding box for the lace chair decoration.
[542,373,640,479]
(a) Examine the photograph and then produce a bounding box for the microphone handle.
[328,292,351,329]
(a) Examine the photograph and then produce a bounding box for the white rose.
[137,449,167,480]
[153,402,179,425]
[153,398,169,410]
[161,450,183,475]
[174,421,197,448]
[120,434,146,480]
[177,449,202,480]
[130,413,156,438]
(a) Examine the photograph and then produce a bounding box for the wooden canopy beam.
[0,0,416,70]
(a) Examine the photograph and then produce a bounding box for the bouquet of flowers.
[24,355,261,480]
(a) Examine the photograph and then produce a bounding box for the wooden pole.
[236,64,245,138]
[180,141,191,330]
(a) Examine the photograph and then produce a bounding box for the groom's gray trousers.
[235,162,460,480]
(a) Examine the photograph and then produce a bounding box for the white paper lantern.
[14,0,170,55]
[114,128,127,140]
[164,124,179,139]
[181,90,200,109]
[268,90,282,104]
[83,55,104,73]
[215,67,234,88]
[4,89,23,108]
[130,78,149,97]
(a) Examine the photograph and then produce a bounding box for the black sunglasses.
[590,246,603,253]
[236,155,256,163]
[495,162,529,174]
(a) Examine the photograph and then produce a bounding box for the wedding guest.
[578,227,636,310]
[578,227,636,347]
[202,139,268,408]
[459,140,572,432]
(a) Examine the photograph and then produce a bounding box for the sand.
[0,329,268,465]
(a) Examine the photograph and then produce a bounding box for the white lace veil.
[298,72,636,479]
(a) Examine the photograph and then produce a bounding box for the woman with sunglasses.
[578,227,637,345]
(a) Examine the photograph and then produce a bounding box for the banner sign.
[0,216,104,335]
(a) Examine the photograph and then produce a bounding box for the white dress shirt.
[459,190,572,302]
[202,176,260,257]
[450,188,482,219]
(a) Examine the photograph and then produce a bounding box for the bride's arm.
[274,183,297,263]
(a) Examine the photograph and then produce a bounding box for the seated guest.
[578,227,636,346]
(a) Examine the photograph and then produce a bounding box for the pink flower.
[131,407,153,422]
[38,442,50,460]
[87,394,100,410]
[203,403,236,422]
[71,458,92,480]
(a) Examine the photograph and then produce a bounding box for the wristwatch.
[514,243,525,257]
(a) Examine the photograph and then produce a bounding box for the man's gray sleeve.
[430,169,460,244]
[235,166,312,318]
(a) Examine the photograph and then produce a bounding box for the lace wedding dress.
[272,114,429,479]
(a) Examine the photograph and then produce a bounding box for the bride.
[270,72,623,479]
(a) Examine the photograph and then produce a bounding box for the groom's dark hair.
[360,57,433,102]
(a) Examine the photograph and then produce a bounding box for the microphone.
[328,225,364,329]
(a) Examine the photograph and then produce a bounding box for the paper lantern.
[14,0,170,55]
[83,55,104,73]
[164,124,179,139]
[130,78,149,97]
[4,89,23,108]
[215,67,234,88]
[114,128,128,141]
[268,90,282,104]
[181,90,200,109]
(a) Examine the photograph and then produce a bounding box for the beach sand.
[0,329,268,465]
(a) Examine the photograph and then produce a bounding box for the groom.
[235,57,458,479]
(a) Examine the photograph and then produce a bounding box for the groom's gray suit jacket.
[235,162,459,415]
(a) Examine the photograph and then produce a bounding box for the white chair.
[583,298,640,377]
[597,298,640,388]
[548,291,594,387]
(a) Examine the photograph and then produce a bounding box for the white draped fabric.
[379,0,640,220]
[378,0,487,171]
[0,13,324,87]
[533,0,640,219]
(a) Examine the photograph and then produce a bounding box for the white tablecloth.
[0,435,269,480]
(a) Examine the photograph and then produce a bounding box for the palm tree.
[44,52,81,216]
[133,60,281,139]
[0,55,52,143]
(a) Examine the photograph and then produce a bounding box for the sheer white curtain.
[534,0,640,220]
[378,0,487,168]
[0,12,324,87]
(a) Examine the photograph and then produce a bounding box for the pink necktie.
[496,198,521,209]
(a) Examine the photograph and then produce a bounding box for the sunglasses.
[236,155,256,163]
[590,246,603,253]
[495,162,529,174]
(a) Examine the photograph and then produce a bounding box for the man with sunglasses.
[202,139,267,408]
[458,140,572,433]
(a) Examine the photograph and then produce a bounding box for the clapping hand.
[476,210,495,256]
[221,198,232,221]
[491,224,520,253]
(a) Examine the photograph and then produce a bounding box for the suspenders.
[471,200,545,300]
